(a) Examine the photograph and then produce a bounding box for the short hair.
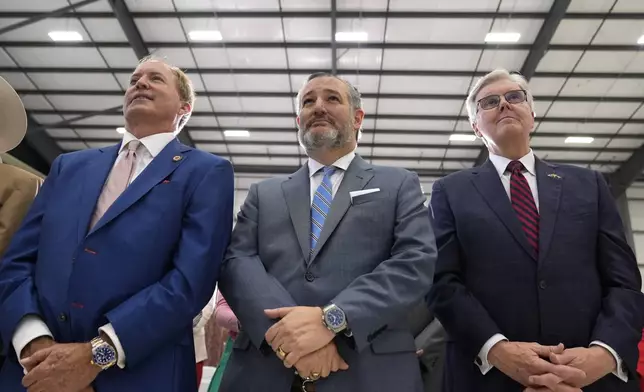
[295,73,364,139]
[137,55,196,131]
[465,69,534,125]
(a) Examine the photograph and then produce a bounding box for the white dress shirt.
[308,151,356,204]
[476,150,626,382]
[12,130,176,370]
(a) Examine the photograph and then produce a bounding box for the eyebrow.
[130,71,166,80]
[302,88,343,100]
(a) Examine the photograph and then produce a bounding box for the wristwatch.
[90,336,117,370]
[322,304,348,334]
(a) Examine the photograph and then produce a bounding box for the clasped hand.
[489,341,616,392]
[264,306,349,379]
[20,336,98,392]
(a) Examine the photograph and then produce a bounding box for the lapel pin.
[547,173,561,179]
[173,155,182,162]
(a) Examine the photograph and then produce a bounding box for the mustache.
[305,117,334,129]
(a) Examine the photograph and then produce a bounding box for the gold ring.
[276,346,287,360]
[309,372,320,380]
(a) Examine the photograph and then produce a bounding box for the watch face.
[93,344,116,366]
[325,307,345,328]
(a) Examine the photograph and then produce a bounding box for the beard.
[297,122,353,153]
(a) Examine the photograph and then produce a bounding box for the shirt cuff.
[12,315,53,362]
[99,324,126,369]
[590,340,628,382]
[476,333,508,375]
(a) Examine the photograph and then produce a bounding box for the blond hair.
[465,69,534,125]
[138,55,196,131]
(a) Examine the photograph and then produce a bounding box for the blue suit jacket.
[0,139,234,392]
[428,159,644,392]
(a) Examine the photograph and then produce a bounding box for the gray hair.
[295,73,364,140]
[465,69,534,125]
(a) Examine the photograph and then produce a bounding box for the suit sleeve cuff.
[12,315,53,361]
[476,334,508,375]
[99,324,126,369]
[590,341,628,382]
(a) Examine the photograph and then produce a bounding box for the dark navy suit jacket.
[0,139,234,392]
[428,158,644,392]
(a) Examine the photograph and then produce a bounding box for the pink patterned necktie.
[90,140,140,229]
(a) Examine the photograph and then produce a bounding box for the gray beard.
[297,124,352,153]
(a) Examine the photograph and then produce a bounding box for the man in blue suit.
[0,57,234,392]
[428,69,644,392]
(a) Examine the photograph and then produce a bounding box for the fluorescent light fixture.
[48,31,83,42]
[116,127,126,134]
[335,31,368,42]
[449,134,477,142]
[638,34,644,44]
[224,130,250,137]
[188,30,223,41]
[484,32,521,43]
[565,136,594,144]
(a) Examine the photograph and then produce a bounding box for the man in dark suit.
[428,69,644,392]
[218,73,436,392]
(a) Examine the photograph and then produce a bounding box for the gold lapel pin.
[173,155,182,162]
[547,173,561,179]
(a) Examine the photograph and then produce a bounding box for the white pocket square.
[349,188,380,203]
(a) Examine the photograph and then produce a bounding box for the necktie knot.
[126,140,140,153]
[507,160,524,174]
[322,166,336,176]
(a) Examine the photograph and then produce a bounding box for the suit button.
[539,280,547,289]
[59,313,67,322]
[305,272,315,282]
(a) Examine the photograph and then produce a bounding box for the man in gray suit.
[218,72,436,392]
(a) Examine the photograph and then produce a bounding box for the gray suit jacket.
[219,155,437,392]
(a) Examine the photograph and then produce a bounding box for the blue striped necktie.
[311,166,337,253]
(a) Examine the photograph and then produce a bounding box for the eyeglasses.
[477,89,528,111]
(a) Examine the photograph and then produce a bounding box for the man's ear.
[179,102,191,117]
[472,122,482,138]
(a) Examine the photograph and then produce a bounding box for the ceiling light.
[638,34,644,45]
[116,127,126,134]
[484,32,521,43]
[224,130,250,137]
[565,136,594,144]
[48,31,83,42]
[188,30,223,41]
[335,32,368,42]
[449,134,477,142]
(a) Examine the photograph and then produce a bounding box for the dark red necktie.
[507,161,539,257]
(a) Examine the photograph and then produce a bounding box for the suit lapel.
[310,155,374,264]
[77,145,120,243]
[282,165,312,261]
[470,160,536,260]
[535,159,562,264]
[88,139,189,235]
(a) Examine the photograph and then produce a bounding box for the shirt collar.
[308,151,356,178]
[120,130,176,158]
[488,149,536,177]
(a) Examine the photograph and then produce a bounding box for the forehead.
[301,76,348,96]
[476,78,522,100]
[132,60,173,77]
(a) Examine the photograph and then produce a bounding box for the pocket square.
[349,188,381,202]
[162,179,171,184]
